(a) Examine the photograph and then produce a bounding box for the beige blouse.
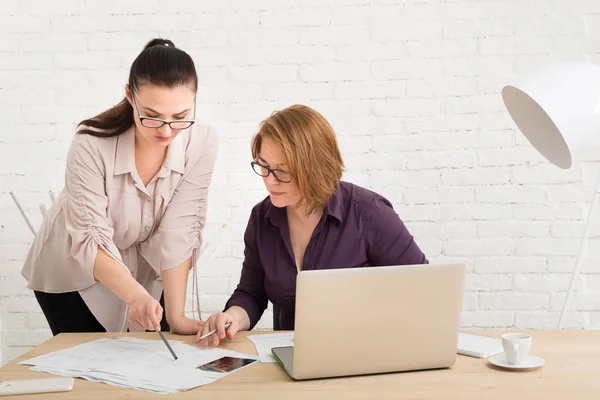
[21,123,218,332]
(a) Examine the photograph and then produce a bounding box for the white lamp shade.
[501,62,600,169]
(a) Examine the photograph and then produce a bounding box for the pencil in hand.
[158,330,178,360]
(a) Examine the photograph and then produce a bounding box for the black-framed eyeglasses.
[251,161,291,183]
[131,94,196,130]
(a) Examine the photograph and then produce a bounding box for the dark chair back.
[272,303,282,331]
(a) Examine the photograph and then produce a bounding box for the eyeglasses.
[251,161,291,183]
[131,94,196,130]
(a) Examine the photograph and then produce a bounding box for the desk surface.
[2,330,600,399]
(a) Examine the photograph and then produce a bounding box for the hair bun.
[144,38,176,50]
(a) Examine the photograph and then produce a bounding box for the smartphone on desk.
[0,377,74,396]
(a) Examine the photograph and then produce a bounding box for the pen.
[158,331,178,360]
[198,322,232,340]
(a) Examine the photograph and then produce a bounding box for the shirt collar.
[114,126,135,176]
[265,183,344,226]
[114,126,186,176]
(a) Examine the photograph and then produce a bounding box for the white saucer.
[488,353,545,370]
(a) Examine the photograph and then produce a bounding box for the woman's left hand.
[169,316,206,335]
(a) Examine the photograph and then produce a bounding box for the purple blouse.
[224,181,428,330]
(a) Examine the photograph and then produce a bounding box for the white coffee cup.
[501,333,532,365]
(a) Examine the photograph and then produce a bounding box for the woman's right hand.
[127,292,163,332]
[196,312,239,347]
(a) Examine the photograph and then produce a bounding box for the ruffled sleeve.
[138,125,218,276]
[63,134,125,278]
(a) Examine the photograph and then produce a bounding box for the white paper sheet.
[247,332,295,363]
[19,337,258,394]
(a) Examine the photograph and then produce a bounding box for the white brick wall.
[2,0,600,364]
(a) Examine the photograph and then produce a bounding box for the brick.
[299,0,368,5]
[512,204,584,221]
[2,346,32,363]
[0,16,51,33]
[230,29,298,47]
[443,168,511,186]
[259,9,329,27]
[406,78,477,98]
[300,63,369,82]
[230,65,297,84]
[474,257,547,274]
[441,204,513,221]
[308,100,371,118]
[516,16,586,36]
[198,84,262,103]
[372,99,442,117]
[512,165,582,184]
[84,0,160,14]
[550,293,600,312]
[583,274,600,292]
[18,0,86,15]
[514,312,587,329]
[465,274,512,292]
[1,296,42,314]
[372,133,439,152]
[406,222,441,239]
[475,186,546,204]
[442,222,477,239]
[406,151,476,170]
[2,329,52,347]
[441,94,505,114]
[19,33,87,52]
[436,130,512,149]
[231,0,298,10]
[478,221,550,238]
[546,257,577,274]
[194,12,259,30]
[479,293,549,311]
[88,32,169,51]
[461,311,514,328]
[116,14,193,32]
[408,39,477,58]
[404,188,474,205]
[393,205,441,222]
[333,81,406,100]
[476,148,546,167]
[54,51,121,70]
[329,6,368,25]
[51,15,119,33]
[545,184,593,203]
[371,21,442,41]
[514,239,581,257]
[442,21,480,39]
[263,83,332,101]
[443,239,513,256]
[462,293,477,310]
[370,170,440,188]
[299,26,369,45]
[416,239,442,257]
[513,274,574,293]
[371,59,443,80]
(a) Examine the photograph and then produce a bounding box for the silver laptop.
[272,263,466,380]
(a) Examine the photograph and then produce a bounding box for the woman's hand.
[169,316,206,335]
[127,292,163,331]
[196,312,239,347]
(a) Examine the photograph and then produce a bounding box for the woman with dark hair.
[21,38,217,336]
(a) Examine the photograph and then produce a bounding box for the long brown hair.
[77,38,198,137]
[251,104,345,215]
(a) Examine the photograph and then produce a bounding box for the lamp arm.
[557,173,600,329]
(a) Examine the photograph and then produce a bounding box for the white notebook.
[457,332,504,358]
